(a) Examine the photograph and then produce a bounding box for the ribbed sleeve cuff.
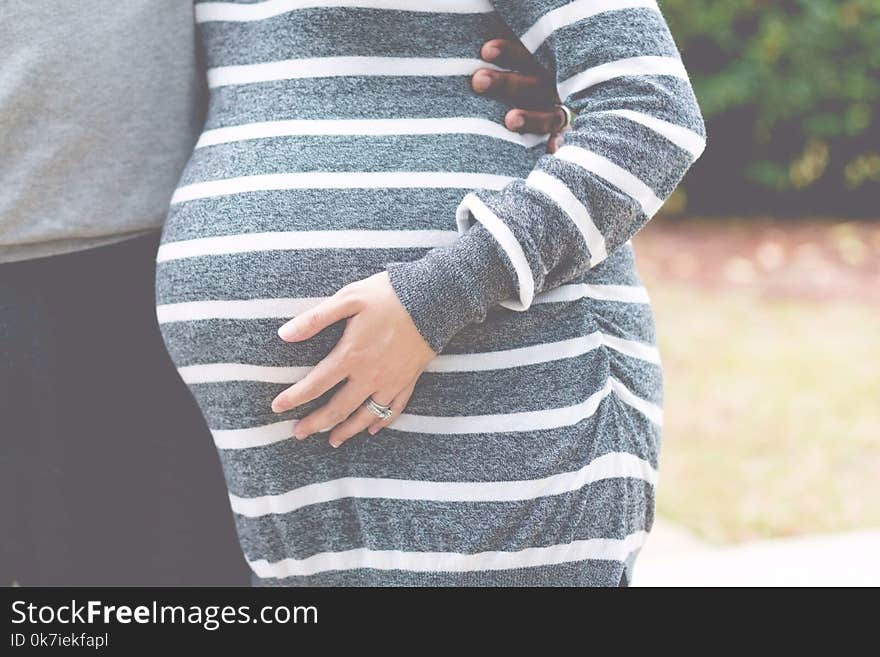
[455,192,535,311]
[386,221,517,354]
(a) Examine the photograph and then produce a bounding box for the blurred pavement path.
[634,518,880,586]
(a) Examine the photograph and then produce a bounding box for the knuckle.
[345,344,369,366]
[335,282,358,300]
[480,68,497,83]
[323,410,343,427]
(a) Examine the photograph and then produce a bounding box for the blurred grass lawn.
[650,283,880,544]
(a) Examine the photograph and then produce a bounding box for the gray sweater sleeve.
[387,0,706,353]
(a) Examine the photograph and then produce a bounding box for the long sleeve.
[387,0,706,353]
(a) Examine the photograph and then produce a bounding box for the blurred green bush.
[662,0,880,216]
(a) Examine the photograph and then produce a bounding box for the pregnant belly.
[156,125,658,416]
[155,213,658,439]
[154,231,608,432]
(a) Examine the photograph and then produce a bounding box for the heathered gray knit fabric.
[0,1,205,263]
[156,0,705,586]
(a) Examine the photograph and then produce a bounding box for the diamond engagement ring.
[365,397,393,421]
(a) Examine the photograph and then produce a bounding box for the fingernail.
[368,427,377,435]
[293,426,307,440]
[329,440,340,449]
[483,46,500,61]
[508,114,524,129]
[278,321,300,341]
[472,71,492,93]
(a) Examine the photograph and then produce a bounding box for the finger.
[505,108,567,135]
[327,392,395,448]
[367,379,416,436]
[471,69,557,110]
[480,38,544,75]
[271,353,346,413]
[278,291,361,342]
[293,381,373,440]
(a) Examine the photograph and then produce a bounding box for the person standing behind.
[0,0,247,586]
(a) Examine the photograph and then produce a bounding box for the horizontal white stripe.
[602,109,706,159]
[195,0,494,23]
[456,193,535,311]
[157,297,322,324]
[207,56,501,88]
[196,117,547,149]
[428,331,661,371]
[532,282,649,304]
[213,421,296,450]
[526,170,607,266]
[601,333,660,364]
[170,171,513,205]
[392,376,608,434]
[557,55,689,100]
[610,377,663,426]
[156,283,650,325]
[248,530,648,578]
[179,363,312,385]
[156,230,458,264]
[429,333,605,372]
[554,145,664,217]
[229,451,657,518]
[209,377,661,449]
[521,0,659,52]
[175,332,659,384]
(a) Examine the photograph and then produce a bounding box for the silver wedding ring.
[557,103,575,130]
[365,397,393,421]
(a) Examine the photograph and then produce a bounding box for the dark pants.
[0,234,248,586]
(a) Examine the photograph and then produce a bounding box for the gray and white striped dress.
[156,0,705,586]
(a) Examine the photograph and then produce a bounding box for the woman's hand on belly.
[270,272,437,448]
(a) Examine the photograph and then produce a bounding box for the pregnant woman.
[156,0,705,586]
